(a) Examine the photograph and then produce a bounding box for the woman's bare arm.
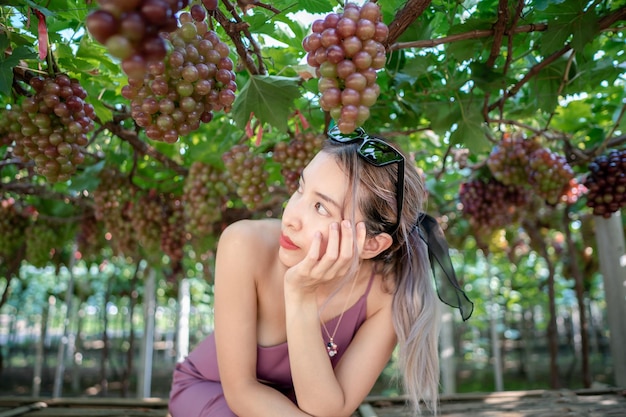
[214,220,311,417]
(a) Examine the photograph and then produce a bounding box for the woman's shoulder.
[218,218,281,256]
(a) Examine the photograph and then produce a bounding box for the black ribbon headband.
[416,213,474,321]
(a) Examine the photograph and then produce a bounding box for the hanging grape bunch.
[93,167,138,257]
[85,0,188,80]
[459,178,531,233]
[584,148,626,218]
[121,8,237,142]
[302,2,388,134]
[0,198,30,260]
[272,132,325,193]
[161,195,187,264]
[130,189,165,253]
[222,144,269,210]
[183,161,232,238]
[10,75,94,182]
[526,147,575,205]
[24,220,59,268]
[486,133,541,185]
[0,107,19,147]
[486,133,575,205]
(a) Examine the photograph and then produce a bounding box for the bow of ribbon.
[416,213,474,321]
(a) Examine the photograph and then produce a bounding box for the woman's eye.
[314,202,329,215]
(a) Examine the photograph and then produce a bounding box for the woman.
[169,125,473,417]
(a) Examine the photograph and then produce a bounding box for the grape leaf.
[231,75,301,133]
[0,45,37,96]
[450,105,490,154]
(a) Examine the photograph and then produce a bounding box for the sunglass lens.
[360,141,403,166]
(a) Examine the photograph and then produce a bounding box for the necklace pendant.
[326,340,338,357]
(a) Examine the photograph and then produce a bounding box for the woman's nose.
[282,194,302,230]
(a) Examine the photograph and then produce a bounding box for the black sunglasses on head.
[327,125,405,237]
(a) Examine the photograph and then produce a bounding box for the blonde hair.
[323,138,441,415]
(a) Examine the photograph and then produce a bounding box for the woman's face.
[279,151,362,267]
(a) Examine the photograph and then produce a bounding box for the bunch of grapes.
[0,107,18,147]
[85,0,190,80]
[161,195,186,263]
[93,167,138,257]
[10,75,94,182]
[222,144,269,209]
[24,220,58,268]
[130,189,164,253]
[183,161,232,238]
[0,198,30,260]
[302,2,388,133]
[76,212,106,262]
[486,133,575,205]
[486,133,541,185]
[272,132,325,193]
[583,148,626,218]
[121,11,237,142]
[527,148,575,205]
[459,178,531,232]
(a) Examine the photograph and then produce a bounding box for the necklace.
[319,274,359,357]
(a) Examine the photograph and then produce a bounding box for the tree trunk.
[563,209,591,387]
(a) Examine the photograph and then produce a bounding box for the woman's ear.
[361,232,393,259]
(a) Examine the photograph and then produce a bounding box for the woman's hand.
[284,220,367,293]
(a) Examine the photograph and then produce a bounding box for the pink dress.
[169,275,375,417]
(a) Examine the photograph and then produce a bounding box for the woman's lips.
[279,233,299,250]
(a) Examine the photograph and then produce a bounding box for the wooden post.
[137,267,156,399]
[52,270,74,398]
[176,278,191,363]
[594,211,626,387]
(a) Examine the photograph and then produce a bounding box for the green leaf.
[541,0,597,55]
[273,0,333,14]
[231,75,301,132]
[22,0,54,17]
[0,45,37,96]
[469,62,510,92]
[450,105,490,154]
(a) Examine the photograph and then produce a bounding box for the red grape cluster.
[486,133,574,205]
[10,75,94,182]
[0,198,30,260]
[93,167,138,257]
[183,161,232,237]
[161,195,186,263]
[222,144,269,209]
[76,212,106,262]
[0,108,18,147]
[85,0,190,80]
[459,178,531,232]
[486,133,541,185]
[583,148,626,218]
[121,11,236,142]
[130,190,164,253]
[272,132,325,193]
[302,2,388,134]
[527,147,575,205]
